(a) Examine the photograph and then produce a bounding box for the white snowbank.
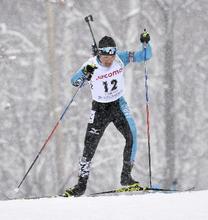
[0,190,207,220]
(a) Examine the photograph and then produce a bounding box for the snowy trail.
[0,190,207,220]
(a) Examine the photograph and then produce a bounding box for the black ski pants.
[82,97,138,163]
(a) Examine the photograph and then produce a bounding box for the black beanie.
[98,36,116,48]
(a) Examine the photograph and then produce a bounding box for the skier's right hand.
[82,64,98,80]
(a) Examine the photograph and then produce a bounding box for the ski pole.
[143,30,152,188]
[15,81,84,192]
[84,14,98,55]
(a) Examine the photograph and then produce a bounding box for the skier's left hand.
[140,30,150,44]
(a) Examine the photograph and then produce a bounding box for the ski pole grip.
[85,15,93,23]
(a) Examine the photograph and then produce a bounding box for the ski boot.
[64,157,91,197]
[120,161,139,186]
[64,176,88,197]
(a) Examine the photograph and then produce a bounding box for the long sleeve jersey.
[71,44,152,103]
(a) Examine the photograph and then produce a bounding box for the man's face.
[99,55,116,67]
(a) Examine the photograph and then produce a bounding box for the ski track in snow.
[0,190,208,220]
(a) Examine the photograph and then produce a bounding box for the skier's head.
[98,36,116,56]
[98,36,116,67]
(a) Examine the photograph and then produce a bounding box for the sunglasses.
[98,47,117,55]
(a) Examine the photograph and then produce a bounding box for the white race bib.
[87,55,125,103]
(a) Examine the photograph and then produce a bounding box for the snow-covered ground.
[0,190,207,220]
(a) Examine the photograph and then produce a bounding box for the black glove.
[140,29,150,44]
[82,64,97,80]
[91,44,98,56]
